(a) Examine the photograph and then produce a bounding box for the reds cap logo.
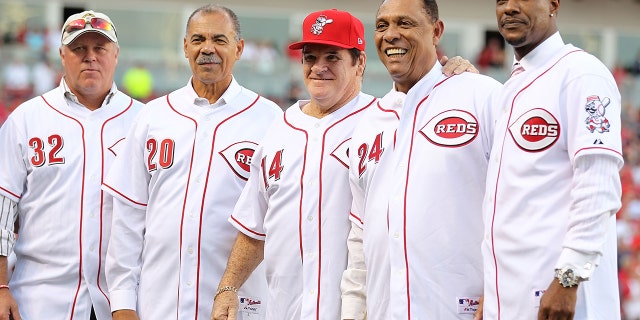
[330,138,351,169]
[311,15,333,35]
[420,109,478,147]
[219,141,258,180]
[509,108,559,152]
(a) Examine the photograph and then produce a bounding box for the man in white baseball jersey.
[341,0,501,319]
[102,5,281,320]
[483,0,622,319]
[211,9,376,320]
[0,10,143,320]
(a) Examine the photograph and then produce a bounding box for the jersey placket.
[177,113,216,318]
[299,119,324,319]
[387,102,418,318]
[81,114,102,289]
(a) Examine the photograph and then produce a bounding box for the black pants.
[90,307,97,320]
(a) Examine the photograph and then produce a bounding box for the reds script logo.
[330,138,351,169]
[509,108,560,152]
[219,141,257,180]
[420,109,478,147]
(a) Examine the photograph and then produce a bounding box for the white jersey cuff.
[555,247,599,280]
[109,289,138,312]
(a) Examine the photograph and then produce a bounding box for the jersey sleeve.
[341,222,367,319]
[228,146,268,240]
[102,113,151,209]
[0,195,17,256]
[564,66,623,166]
[106,198,146,311]
[0,115,27,202]
[557,154,622,279]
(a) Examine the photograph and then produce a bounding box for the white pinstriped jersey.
[103,79,281,320]
[348,62,501,319]
[229,92,376,319]
[0,82,143,320]
[483,34,623,320]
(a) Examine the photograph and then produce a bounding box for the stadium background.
[1,0,640,318]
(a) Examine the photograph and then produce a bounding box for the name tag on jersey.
[239,295,263,316]
[457,296,481,314]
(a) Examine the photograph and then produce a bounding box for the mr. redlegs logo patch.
[509,108,560,152]
[219,141,257,180]
[420,109,479,147]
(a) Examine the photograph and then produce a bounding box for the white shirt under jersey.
[483,32,623,319]
[346,62,501,319]
[229,92,376,319]
[103,78,282,320]
[0,80,143,320]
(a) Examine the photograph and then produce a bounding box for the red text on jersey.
[509,108,560,152]
[357,132,384,177]
[420,110,479,147]
[29,134,65,167]
[219,141,259,180]
[263,149,284,187]
[146,138,176,171]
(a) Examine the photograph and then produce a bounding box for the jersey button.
[307,215,314,221]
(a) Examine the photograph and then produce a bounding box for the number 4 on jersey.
[262,149,284,188]
[357,133,384,177]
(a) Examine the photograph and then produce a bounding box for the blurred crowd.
[0,24,63,121]
[2,22,640,319]
[618,71,640,319]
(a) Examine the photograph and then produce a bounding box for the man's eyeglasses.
[65,17,114,34]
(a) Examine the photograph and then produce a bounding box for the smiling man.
[102,5,281,320]
[211,9,377,320]
[0,10,143,320]
[340,0,501,319]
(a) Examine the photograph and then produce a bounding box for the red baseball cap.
[289,9,365,51]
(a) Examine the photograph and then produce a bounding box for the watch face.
[558,268,579,287]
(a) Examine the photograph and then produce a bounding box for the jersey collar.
[61,77,117,108]
[188,76,242,109]
[513,32,564,73]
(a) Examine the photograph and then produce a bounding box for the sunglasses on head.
[65,17,114,34]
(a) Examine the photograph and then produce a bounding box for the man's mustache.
[197,55,222,64]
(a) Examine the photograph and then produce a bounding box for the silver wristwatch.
[554,266,584,288]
